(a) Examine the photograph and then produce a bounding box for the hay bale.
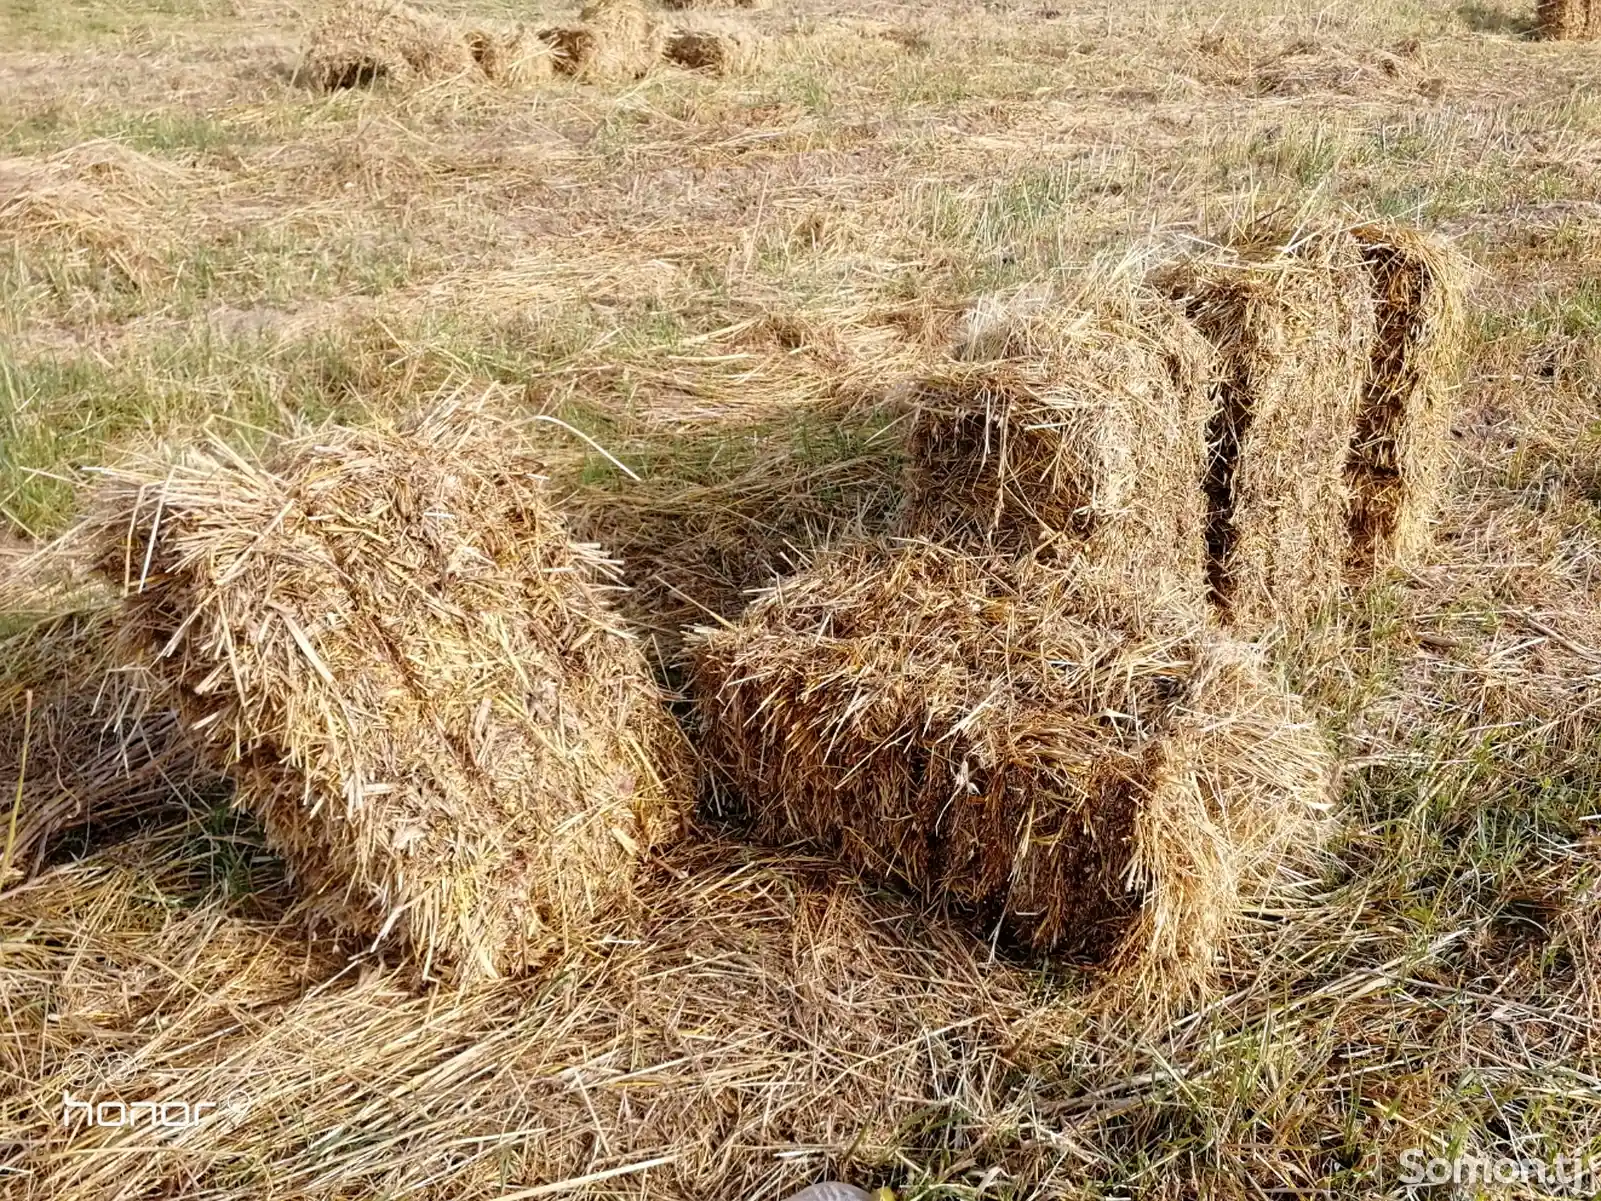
[1539,0,1601,39]
[463,24,555,83]
[1167,230,1378,630]
[690,542,1332,1000]
[897,288,1216,610]
[1346,222,1468,574]
[0,596,216,881]
[664,24,767,75]
[86,400,693,980]
[659,0,768,9]
[544,0,665,81]
[302,0,475,90]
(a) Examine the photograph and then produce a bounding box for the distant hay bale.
[691,543,1332,1001]
[545,0,665,81]
[1166,231,1378,630]
[87,400,693,980]
[897,288,1216,610]
[0,597,216,881]
[463,24,555,83]
[659,0,768,9]
[1346,222,1468,574]
[302,0,475,90]
[1538,0,1601,39]
[664,25,767,75]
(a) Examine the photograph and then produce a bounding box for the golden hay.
[897,285,1216,610]
[462,24,554,84]
[302,0,475,90]
[690,542,1333,1002]
[663,24,767,75]
[0,597,216,882]
[1538,0,1601,39]
[1166,230,1378,630]
[544,0,665,82]
[2,832,1058,1201]
[84,399,693,981]
[1345,222,1469,575]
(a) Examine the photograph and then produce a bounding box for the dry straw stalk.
[85,398,692,980]
[691,541,1333,1002]
[898,281,1217,610]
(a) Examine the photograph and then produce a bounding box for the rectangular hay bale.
[87,400,692,980]
[1170,231,1378,630]
[898,291,1217,610]
[690,542,1332,999]
[1538,0,1601,39]
[1346,222,1468,573]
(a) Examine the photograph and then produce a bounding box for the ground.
[4,0,1601,1198]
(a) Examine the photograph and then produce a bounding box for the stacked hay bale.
[544,0,666,82]
[1164,231,1378,630]
[691,542,1333,999]
[897,286,1217,611]
[1538,0,1601,39]
[87,400,692,981]
[1345,222,1468,574]
[303,0,475,89]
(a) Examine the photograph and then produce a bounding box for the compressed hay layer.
[0,599,217,880]
[545,0,665,81]
[898,288,1217,610]
[302,0,475,90]
[1345,222,1468,573]
[86,401,692,980]
[3,834,1055,1200]
[664,25,767,75]
[691,542,1332,999]
[1539,0,1601,39]
[1169,231,1378,630]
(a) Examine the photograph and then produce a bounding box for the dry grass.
[0,832,1068,1201]
[82,396,693,981]
[898,272,1216,610]
[691,542,1332,1004]
[1166,228,1378,631]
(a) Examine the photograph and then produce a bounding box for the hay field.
[5,0,1601,1198]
